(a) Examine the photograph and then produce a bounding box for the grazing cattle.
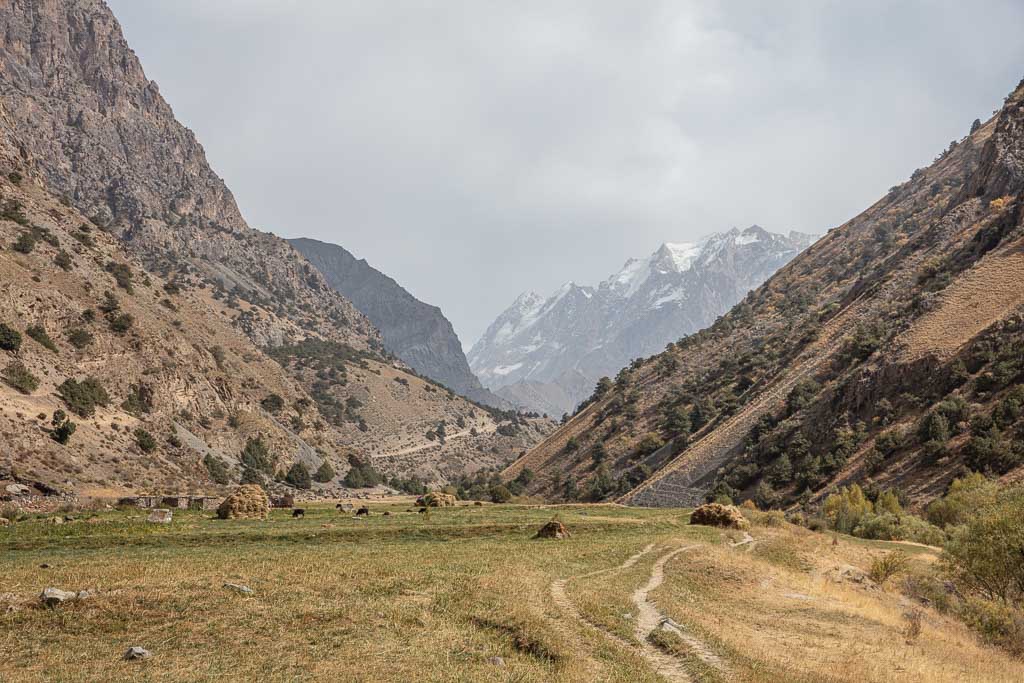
[335,503,343,510]
[356,507,370,516]
[292,509,305,518]
[383,511,391,516]
[418,508,428,515]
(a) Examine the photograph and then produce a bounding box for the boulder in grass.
[147,509,172,524]
[689,503,749,530]
[216,485,271,520]
[534,520,571,539]
[415,492,457,508]
[123,646,151,661]
[40,587,77,608]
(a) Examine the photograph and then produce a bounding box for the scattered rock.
[487,656,505,667]
[217,485,271,520]
[534,520,571,539]
[147,509,173,524]
[223,583,254,595]
[415,492,456,508]
[825,564,879,590]
[689,503,749,530]
[46,516,65,525]
[5,483,31,497]
[123,646,151,661]
[40,587,77,608]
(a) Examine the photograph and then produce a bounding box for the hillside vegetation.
[507,79,1024,512]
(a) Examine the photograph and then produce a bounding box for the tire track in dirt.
[551,543,726,682]
[633,547,728,679]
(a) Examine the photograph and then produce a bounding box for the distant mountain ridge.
[470,226,815,415]
[289,238,508,409]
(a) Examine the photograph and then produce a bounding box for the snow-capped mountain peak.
[469,226,817,416]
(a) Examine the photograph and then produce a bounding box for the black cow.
[292,508,305,518]
[356,507,370,516]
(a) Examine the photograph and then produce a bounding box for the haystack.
[416,492,457,508]
[534,520,570,539]
[689,503,748,529]
[217,485,270,520]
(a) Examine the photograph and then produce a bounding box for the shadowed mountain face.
[289,238,508,409]
[471,227,815,415]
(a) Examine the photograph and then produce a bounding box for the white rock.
[123,646,151,661]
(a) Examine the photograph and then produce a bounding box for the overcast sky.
[108,1,1024,348]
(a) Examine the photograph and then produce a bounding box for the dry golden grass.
[1,504,1021,682]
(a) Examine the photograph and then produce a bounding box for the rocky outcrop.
[0,0,379,351]
[289,238,507,408]
[471,227,814,414]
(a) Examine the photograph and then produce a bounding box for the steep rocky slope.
[471,227,813,415]
[0,0,552,496]
[289,237,507,408]
[505,80,1024,509]
[0,0,376,350]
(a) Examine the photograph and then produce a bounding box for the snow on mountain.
[469,226,817,415]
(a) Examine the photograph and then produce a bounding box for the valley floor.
[0,503,1020,682]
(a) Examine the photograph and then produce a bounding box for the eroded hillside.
[507,80,1024,509]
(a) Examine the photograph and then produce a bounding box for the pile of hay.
[416,492,457,508]
[217,485,270,520]
[689,503,749,529]
[534,520,570,539]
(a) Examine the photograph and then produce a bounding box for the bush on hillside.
[313,460,335,483]
[240,437,274,475]
[943,487,1024,605]
[25,325,57,352]
[2,361,38,394]
[66,328,93,350]
[343,454,382,488]
[285,462,312,489]
[134,428,157,453]
[204,454,232,485]
[926,473,999,529]
[56,377,110,417]
[0,323,22,351]
[50,410,76,445]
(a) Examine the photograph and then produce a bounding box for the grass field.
[1,502,1021,682]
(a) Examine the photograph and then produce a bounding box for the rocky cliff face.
[0,0,377,350]
[470,227,814,415]
[0,0,551,495]
[289,238,508,408]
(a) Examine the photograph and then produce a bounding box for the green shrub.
[2,361,38,394]
[134,428,157,453]
[823,484,873,534]
[25,325,57,352]
[926,473,1000,528]
[11,231,35,254]
[67,328,93,350]
[54,250,73,271]
[489,484,512,503]
[314,460,336,483]
[106,261,134,293]
[959,597,1024,657]
[261,393,285,413]
[50,410,76,445]
[343,455,382,488]
[107,312,134,334]
[285,462,312,489]
[0,323,22,351]
[121,383,154,416]
[868,551,910,585]
[56,377,110,417]
[943,487,1024,605]
[637,433,665,456]
[240,437,274,475]
[204,454,232,485]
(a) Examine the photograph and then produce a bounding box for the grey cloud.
[107,0,1024,345]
